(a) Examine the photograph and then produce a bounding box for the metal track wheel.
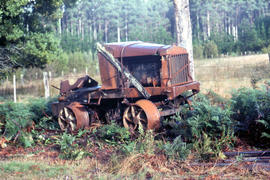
[123,99,160,132]
[58,102,89,132]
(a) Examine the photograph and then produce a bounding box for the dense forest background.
[1,0,270,74]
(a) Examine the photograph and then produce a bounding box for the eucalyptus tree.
[0,0,77,74]
[173,0,194,79]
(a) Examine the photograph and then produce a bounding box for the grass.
[0,159,68,179]
[195,54,270,97]
[0,150,269,179]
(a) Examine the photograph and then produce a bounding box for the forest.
[1,0,270,74]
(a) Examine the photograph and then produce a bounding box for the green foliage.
[0,102,34,141]
[0,161,68,178]
[0,98,58,147]
[173,94,233,141]
[95,123,131,145]
[121,126,156,155]
[0,0,71,72]
[231,87,270,145]
[164,136,190,160]
[57,132,91,160]
[164,93,235,160]
[193,43,204,59]
[205,90,228,106]
[210,33,235,54]
[27,97,59,130]
[27,98,53,123]
[262,45,270,53]
[238,19,264,52]
[203,41,218,58]
[20,33,61,68]
[192,131,233,161]
[49,51,98,75]
[231,88,263,131]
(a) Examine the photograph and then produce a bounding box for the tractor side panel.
[98,53,119,89]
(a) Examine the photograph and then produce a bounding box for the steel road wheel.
[58,102,89,132]
[58,106,77,132]
[123,99,160,133]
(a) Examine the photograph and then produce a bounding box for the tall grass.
[195,54,270,97]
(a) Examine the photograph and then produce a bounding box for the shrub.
[231,87,270,145]
[168,94,234,141]
[193,44,204,59]
[192,130,234,161]
[203,41,218,58]
[27,97,58,130]
[164,135,190,160]
[121,127,156,155]
[231,88,263,132]
[57,132,91,160]
[0,102,34,147]
[262,45,270,53]
[27,98,52,123]
[95,123,131,145]
[164,93,235,160]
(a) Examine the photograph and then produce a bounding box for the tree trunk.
[207,10,211,37]
[173,0,195,79]
[105,20,108,43]
[93,22,97,41]
[125,16,128,41]
[117,26,121,42]
[70,21,73,36]
[58,19,62,34]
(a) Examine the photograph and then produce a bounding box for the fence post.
[85,67,88,75]
[13,75,17,103]
[43,72,50,98]
[61,71,64,77]
[268,53,270,63]
[49,71,52,81]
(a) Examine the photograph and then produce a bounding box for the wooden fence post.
[49,71,52,81]
[85,67,88,75]
[13,75,16,103]
[43,72,50,98]
[268,53,270,63]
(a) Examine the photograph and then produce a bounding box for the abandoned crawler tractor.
[51,42,200,133]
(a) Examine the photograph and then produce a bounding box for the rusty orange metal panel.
[160,56,169,87]
[104,42,184,58]
[159,45,188,56]
[98,53,119,89]
[112,81,200,99]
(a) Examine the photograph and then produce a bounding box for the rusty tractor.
[51,42,200,133]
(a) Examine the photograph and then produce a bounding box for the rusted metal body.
[52,41,200,132]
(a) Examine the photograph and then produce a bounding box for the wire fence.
[0,67,99,102]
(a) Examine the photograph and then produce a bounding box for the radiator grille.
[170,54,189,85]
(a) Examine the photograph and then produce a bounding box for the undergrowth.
[0,98,59,147]
[57,131,92,160]
[231,86,270,146]
[1,85,270,163]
